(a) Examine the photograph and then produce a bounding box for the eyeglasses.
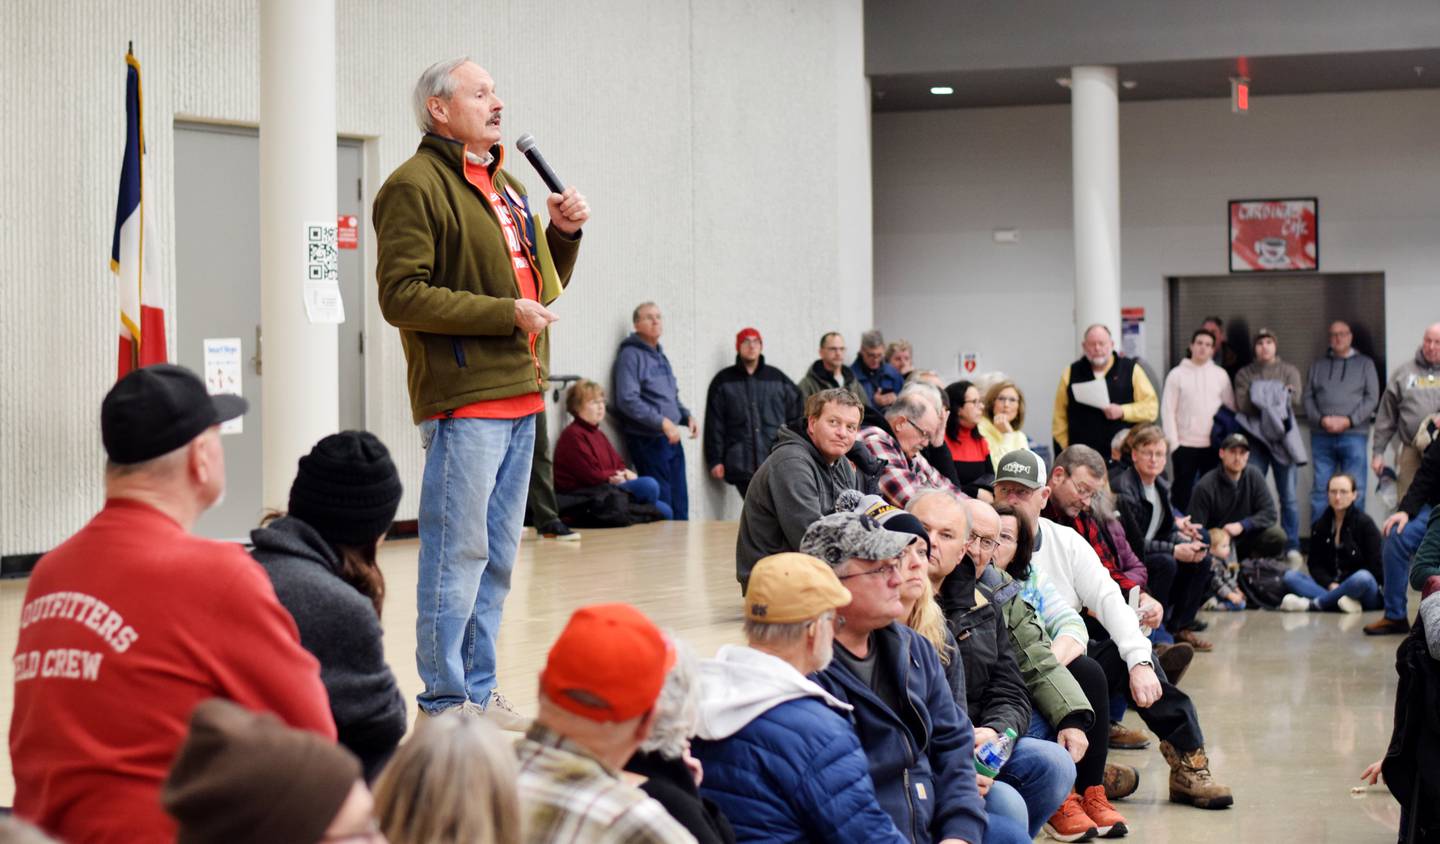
[998,532,1017,546]
[1134,448,1167,462]
[968,534,999,553]
[1065,475,1098,503]
[993,395,1019,404]
[897,418,933,447]
[961,398,984,407]
[838,562,900,581]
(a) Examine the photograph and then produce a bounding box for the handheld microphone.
[514,133,566,195]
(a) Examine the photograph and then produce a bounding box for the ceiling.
[872,47,1440,112]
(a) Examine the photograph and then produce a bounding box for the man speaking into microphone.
[374,57,589,725]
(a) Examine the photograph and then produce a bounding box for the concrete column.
[259,0,337,509]
[1070,65,1121,345]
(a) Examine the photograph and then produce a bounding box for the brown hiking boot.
[1108,722,1150,750]
[1103,762,1139,800]
[1364,616,1410,636]
[1081,784,1129,838]
[1160,741,1234,809]
[1175,629,1213,652]
[1155,642,1195,685]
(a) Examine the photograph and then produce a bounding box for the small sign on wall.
[1121,307,1145,360]
[203,337,244,435]
[958,351,980,376]
[338,215,358,249]
[303,221,345,324]
[1228,197,1318,272]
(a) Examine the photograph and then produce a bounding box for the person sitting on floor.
[553,378,674,520]
[514,603,695,843]
[1188,433,1289,561]
[1280,473,1384,614]
[625,640,737,844]
[980,380,1030,472]
[691,552,908,843]
[250,430,408,781]
[373,712,523,844]
[858,383,966,509]
[162,699,374,844]
[804,511,1016,844]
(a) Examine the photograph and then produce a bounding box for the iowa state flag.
[110,48,168,378]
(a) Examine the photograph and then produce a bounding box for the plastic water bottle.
[974,728,1018,778]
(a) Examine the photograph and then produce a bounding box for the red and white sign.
[337,215,359,250]
[1228,198,1317,272]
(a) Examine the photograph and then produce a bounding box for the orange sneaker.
[1044,792,1098,842]
[1081,784,1130,838]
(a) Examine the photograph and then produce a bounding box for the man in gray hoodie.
[735,389,870,591]
[1234,328,1305,559]
[1305,320,1380,517]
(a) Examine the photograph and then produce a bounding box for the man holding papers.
[1052,324,1159,455]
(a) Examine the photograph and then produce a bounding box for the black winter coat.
[1307,507,1383,587]
[704,356,803,484]
[250,517,407,782]
[937,559,1032,739]
[1382,616,1440,841]
[626,750,737,844]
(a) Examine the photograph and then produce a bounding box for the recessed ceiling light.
[930,86,954,95]
[1122,80,1138,90]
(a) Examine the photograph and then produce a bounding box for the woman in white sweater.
[1161,329,1235,511]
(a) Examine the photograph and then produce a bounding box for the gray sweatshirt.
[1304,349,1380,434]
[1234,357,1303,418]
[1374,346,1440,457]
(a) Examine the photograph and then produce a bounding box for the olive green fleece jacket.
[981,568,1094,732]
[374,135,581,422]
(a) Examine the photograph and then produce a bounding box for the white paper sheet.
[1071,378,1112,410]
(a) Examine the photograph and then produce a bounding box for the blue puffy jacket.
[612,334,691,436]
[814,623,988,844]
[690,646,905,844]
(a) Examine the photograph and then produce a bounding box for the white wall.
[0,0,872,555]
[873,89,1440,463]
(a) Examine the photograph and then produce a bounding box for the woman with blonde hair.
[980,380,1029,471]
[374,712,523,844]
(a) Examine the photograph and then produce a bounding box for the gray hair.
[743,610,833,649]
[860,329,886,350]
[413,57,469,133]
[639,637,698,759]
[1055,444,1107,479]
[886,382,941,423]
[908,487,968,518]
[632,301,659,324]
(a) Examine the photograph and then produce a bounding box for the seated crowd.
[9,314,1440,844]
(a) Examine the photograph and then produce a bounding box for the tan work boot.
[1160,741,1234,809]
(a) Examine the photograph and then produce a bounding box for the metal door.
[174,122,367,540]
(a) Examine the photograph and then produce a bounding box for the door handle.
[251,325,262,376]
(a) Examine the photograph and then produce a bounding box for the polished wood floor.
[0,521,1410,840]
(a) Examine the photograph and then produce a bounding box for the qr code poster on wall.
[302,221,345,324]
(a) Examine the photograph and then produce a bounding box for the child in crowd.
[1206,528,1247,611]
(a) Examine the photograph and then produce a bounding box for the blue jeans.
[982,782,1035,844]
[1247,447,1300,552]
[624,432,689,520]
[618,476,674,520]
[1382,505,1431,621]
[415,415,535,714]
[1282,568,1382,611]
[994,737,1076,838]
[1310,430,1370,516]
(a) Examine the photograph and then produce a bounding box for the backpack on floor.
[1237,556,1289,609]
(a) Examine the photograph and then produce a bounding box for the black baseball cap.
[102,364,249,464]
[1220,433,1250,451]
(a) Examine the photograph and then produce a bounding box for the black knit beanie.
[288,431,403,547]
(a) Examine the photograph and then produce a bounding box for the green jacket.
[980,567,1094,732]
[374,135,581,422]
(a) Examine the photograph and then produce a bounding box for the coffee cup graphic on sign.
[1255,236,1288,266]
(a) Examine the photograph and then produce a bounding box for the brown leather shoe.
[1155,642,1195,685]
[1175,629,1213,652]
[1103,762,1139,801]
[1363,616,1410,636]
[1108,722,1150,750]
[1160,741,1234,809]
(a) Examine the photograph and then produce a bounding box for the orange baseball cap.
[540,603,675,722]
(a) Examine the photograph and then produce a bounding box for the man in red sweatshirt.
[9,365,335,844]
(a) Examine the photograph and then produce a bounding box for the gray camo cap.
[799,511,916,568]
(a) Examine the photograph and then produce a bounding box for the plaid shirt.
[858,425,961,508]
[515,723,697,844]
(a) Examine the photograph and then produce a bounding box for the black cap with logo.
[101,364,249,464]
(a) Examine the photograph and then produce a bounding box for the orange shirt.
[435,159,544,420]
